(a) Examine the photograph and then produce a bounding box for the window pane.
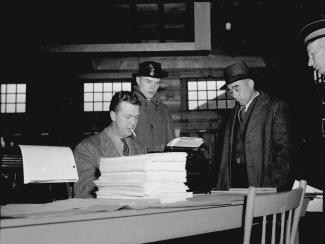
[1,103,5,112]
[1,84,6,93]
[207,90,216,100]
[113,83,122,91]
[84,93,93,102]
[94,83,102,92]
[17,94,26,103]
[16,103,25,113]
[217,80,226,90]
[198,100,207,109]
[208,100,217,109]
[84,102,93,111]
[103,102,110,111]
[188,81,197,90]
[17,84,26,93]
[217,90,226,97]
[188,91,197,100]
[197,81,206,90]
[198,91,206,100]
[94,92,102,102]
[7,84,16,93]
[84,83,93,92]
[1,94,6,103]
[218,100,227,109]
[207,81,216,90]
[188,101,197,110]
[94,102,102,111]
[122,83,131,91]
[7,104,15,113]
[103,93,113,101]
[228,100,236,108]
[7,94,16,103]
[103,83,112,91]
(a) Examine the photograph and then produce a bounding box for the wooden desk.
[0,194,309,244]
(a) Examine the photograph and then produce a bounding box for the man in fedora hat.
[133,61,175,152]
[216,62,294,191]
[299,18,325,75]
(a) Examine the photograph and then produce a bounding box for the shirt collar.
[243,91,259,112]
[134,87,160,106]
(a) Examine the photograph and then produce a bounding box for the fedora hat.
[221,62,251,90]
[298,18,325,46]
[132,61,168,79]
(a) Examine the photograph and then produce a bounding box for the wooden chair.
[243,180,307,244]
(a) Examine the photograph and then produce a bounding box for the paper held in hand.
[19,145,79,184]
[166,137,204,148]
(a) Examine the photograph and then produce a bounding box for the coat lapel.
[243,93,268,137]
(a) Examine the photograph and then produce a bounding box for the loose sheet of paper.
[292,180,323,212]
[19,145,78,184]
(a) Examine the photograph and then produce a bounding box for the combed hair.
[109,91,140,112]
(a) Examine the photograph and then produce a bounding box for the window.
[44,2,210,52]
[187,79,235,110]
[0,83,26,113]
[83,81,132,112]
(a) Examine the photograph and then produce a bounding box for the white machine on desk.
[19,145,79,184]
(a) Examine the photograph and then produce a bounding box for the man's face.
[136,76,161,99]
[227,79,255,106]
[110,101,140,138]
[307,37,325,75]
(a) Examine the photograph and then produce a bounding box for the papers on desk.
[19,145,78,184]
[292,180,323,212]
[95,152,193,203]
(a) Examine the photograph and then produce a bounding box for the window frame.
[0,83,27,114]
[82,79,132,112]
[182,77,235,111]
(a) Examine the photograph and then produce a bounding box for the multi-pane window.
[187,79,235,110]
[83,81,132,112]
[0,83,26,113]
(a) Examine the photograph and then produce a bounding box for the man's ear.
[248,79,255,89]
[110,111,116,122]
[136,77,140,86]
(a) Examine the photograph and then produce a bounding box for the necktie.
[121,138,129,156]
[238,106,246,123]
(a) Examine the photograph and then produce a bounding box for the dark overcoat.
[217,92,294,191]
[134,88,175,152]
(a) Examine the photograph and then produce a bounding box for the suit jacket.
[217,92,294,191]
[134,88,175,152]
[74,127,146,198]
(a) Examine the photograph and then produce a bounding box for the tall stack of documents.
[95,152,193,203]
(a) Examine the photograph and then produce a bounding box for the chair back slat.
[243,180,307,244]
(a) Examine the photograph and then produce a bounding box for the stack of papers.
[166,137,204,148]
[95,152,193,203]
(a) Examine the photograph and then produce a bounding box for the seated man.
[74,91,146,198]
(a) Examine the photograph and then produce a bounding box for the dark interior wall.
[1,1,324,190]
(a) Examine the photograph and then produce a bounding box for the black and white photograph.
[1,1,324,243]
